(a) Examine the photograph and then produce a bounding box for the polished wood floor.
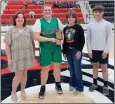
[19,91,95,103]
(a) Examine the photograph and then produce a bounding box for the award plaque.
[55,30,62,40]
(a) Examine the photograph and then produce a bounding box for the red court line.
[1,56,7,61]
[1,65,68,75]
[1,56,68,75]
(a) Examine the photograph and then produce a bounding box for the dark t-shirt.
[63,24,85,54]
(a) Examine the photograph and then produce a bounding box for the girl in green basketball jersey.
[33,4,64,99]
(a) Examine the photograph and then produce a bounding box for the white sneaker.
[11,93,17,102]
[103,86,109,95]
[21,91,27,100]
[69,86,75,91]
[74,90,82,95]
[89,84,98,92]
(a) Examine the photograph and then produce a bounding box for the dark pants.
[30,14,34,18]
[66,47,84,92]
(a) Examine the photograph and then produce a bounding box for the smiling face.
[13,12,26,27]
[15,13,24,26]
[93,11,104,21]
[68,15,76,25]
[93,5,104,21]
[66,11,77,25]
[43,5,52,19]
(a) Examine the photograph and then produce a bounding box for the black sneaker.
[55,83,63,94]
[38,86,45,99]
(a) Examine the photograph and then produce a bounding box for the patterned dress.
[4,26,35,72]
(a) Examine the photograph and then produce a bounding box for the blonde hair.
[42,4,52,11]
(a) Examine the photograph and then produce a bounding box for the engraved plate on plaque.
[55,30,62,40]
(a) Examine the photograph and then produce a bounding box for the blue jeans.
[66,47,84,92]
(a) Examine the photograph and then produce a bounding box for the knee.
[93,63,99,69]
[101,64,108,71]
[54,66,60,70]
[74,71,82,76]
[15,70,23,78]
[102,69,108,73]
[93,66,98,70]
[53,63,60,69]
[41,68,49,74]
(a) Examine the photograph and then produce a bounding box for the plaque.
[55,30,62,40]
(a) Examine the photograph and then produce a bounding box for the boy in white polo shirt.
[87,5,112,95]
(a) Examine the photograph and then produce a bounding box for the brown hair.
[12,11,26,27]
[66,10,78,24]
[93,5,104,12]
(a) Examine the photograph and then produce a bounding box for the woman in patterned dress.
[4,11,35,102]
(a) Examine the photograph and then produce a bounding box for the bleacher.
[1,0,84,25]
[89,1,114,22]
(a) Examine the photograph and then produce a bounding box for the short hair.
[12,11,26,27]
[66,10,79,24]
[93,5,104,12]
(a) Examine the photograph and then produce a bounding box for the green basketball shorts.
[39,45,62,66]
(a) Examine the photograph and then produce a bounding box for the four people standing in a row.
[4,4,112,102]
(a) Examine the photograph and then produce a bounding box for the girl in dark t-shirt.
[63,11,85,93]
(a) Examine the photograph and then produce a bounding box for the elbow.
[34,35,39,41]
[5,43,10,49]
[33,32,40,41]
[33,36,37,41]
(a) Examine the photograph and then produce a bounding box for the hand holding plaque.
[55,30,62,40]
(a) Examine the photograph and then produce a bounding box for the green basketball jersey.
[40,17,59,48]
